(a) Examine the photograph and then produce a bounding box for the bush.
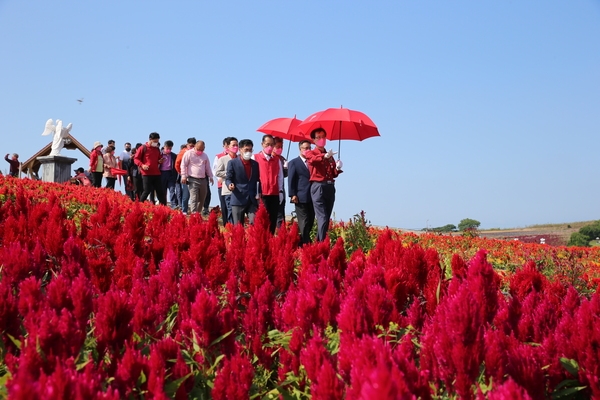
[568,232,591,247]
[578,222,600,242]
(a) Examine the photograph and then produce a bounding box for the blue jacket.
[225,157,260,207]
[288,156,312,204]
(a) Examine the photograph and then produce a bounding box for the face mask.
[242,152,252,161]
[315,138,326,147]
[264,146,273,155]
[150,141,159,147]
[125,147,131,151]
[195,150,203,156]
[273,147,283,156]
[230,146,239,154]
[301,149,308,156]
[164,149,171,154]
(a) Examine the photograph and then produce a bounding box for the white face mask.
[242,152,252,160]
[150,141,159,147]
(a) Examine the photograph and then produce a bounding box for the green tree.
[568,232,591,247]
[432,224,457,232]
[458,218,481,231]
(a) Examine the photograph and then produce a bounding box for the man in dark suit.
[225,139,260,225]
[288,140,315,246]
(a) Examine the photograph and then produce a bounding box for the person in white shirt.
[120,143,132,165]
[180,140,214,215]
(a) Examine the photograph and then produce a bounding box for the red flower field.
[0,175,599,399]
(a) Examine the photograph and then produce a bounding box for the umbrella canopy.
[257,116,305,142]
[294,107,380,141]
[110,167,128,176]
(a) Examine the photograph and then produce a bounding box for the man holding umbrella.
[304,128,343,242]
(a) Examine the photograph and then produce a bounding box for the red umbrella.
[294,107,380,141]
[257,116,305,159]
[257,116,305,142]
[110,167,128,176]
[293,107,380,159]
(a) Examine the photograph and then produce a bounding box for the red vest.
[254,152,280,196]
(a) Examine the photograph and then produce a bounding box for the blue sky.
[1,1,599,229]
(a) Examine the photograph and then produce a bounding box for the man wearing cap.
[134,132,167,205]
[72,167,92,186]
[89,141,104,187]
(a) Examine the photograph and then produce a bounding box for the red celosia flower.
[212,352,254,400]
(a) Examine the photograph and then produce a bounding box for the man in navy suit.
[226,139,260,225]
[288,140,315,246]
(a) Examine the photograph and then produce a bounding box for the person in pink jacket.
[102,145,118,189]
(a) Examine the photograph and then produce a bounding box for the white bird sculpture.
[42,119,73,156]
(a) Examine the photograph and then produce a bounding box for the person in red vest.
[133,132,167,205]
[254,134,284,234]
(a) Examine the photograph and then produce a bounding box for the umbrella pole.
[286,138,292,160]
[338,121,342,160]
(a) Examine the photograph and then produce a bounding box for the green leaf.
[560,357,580,377]
[164,372,193,397]
[552,384,587,399]
[5,334,21,350]
[191,330,201,354]
[207,354,225,375]
[209,329,234,347]
[138,370,147,385]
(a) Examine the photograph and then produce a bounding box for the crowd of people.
[6,128,343,243]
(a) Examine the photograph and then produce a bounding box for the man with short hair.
[103,140,116,154]
[288,140,315,246]
[4,153,20,177]
[214,137,239,226]
[175,137,196,214]
[273,136,288,228]
[180,140,214,214]
[133,132,167,205]
[160,140,178,208]
[120,143,134,198]
[213,137,230,223]
[254,134,284,234]
[226,139,260,226]
[120,143,132,165]
[304,128,343,242]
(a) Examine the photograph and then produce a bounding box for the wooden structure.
[21,134,91,179]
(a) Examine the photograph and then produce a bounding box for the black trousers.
[295,202,315,246]
[310,182,335,242]
[105,177,116,189]
[140,175,166,205]
[261,195,280,234]
[203,185,211,213]
[91,172,103,188]
[218,187,229,226]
